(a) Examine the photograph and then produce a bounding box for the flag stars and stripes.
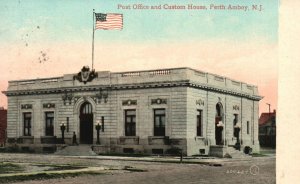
[95,13,123,30]
[95,13,107,22]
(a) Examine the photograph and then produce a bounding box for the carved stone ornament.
[43,103,55,108]
[122,99,137,106]
[62,92,73,105]
[196,99,205,106]
[151,98,167,105]
[21,104,32,109]
[73,66,98,84]
[233,105,240,111]
[73,96,80,104]
[92,89,109,104]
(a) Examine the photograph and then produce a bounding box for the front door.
[215,117,223,145]
[79,102,93,144]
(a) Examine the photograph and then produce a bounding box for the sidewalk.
[62,154,261,166]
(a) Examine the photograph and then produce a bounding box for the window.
[45,112,54,136]
[247,121,250,135]
[81,102,92,114]
[123,148,134,154]
[152,149,164,155]
[154,109,166,136]
[23,112,32,136]
[216,104,222,117]
[125,110,136,136]
[101,116,105,132]
[197,110,203,136]
[66,117,69,132]
[233,114,238,136]
[259,127,265,134]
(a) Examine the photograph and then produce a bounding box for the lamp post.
[60,122,66,144]
[95,120,101,144]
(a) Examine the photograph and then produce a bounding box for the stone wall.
[4,67,261,155]
[186,87,260,156]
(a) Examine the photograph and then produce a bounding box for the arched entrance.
[215,103,224,145]
[79,102,93,144]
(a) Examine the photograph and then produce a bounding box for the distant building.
[3,67,262,156]
[259,110,276,148]
[0,107,7,146]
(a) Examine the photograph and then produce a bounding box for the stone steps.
[209,145,251,158]
[226,147,251,159]
[54,145,97,156]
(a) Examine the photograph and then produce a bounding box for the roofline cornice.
[3,80,263,101]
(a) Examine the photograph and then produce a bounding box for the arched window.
[80,102,92,114]
[216,103,222,117]
[215,103,224,145]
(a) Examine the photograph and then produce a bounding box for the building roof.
[259,110,276,126]
[2,67,263,101]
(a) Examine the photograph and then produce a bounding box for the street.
[0,153,275,184]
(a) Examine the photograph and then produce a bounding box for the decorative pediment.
[73,66,98,84]
[151,98,167,105]
[196,99,205,106]
[122,99,137,106]
[43,103,55,108]
[233,105,240,111]
[21,104,32,109]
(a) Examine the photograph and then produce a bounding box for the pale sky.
[0,0,278,114]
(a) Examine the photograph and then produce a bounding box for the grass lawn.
[0,162,24,174]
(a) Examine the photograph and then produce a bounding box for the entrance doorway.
[79,102,93,144]
[215,103,223,145]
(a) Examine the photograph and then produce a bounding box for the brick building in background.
[259,110,276,148]
[0,107,7,146]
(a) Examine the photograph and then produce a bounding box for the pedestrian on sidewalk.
[72,132,78,145]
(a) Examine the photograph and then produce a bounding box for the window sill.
[119,136,139,139]
[195,136,205,139]
[148,136,170,145]
[41,136,56,138]
[148,136,169,139]
[20,136,34,138]
[119,136,139,145]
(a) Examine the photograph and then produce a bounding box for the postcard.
[0,0,279,183]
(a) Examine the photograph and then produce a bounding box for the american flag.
[95,13,123,30]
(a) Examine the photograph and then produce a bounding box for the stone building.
[3,67,262,156]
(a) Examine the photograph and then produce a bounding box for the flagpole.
[92,9,95,70]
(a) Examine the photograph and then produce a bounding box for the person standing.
[72,132,78,145]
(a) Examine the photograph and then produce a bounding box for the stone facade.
[3,67,262,155]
